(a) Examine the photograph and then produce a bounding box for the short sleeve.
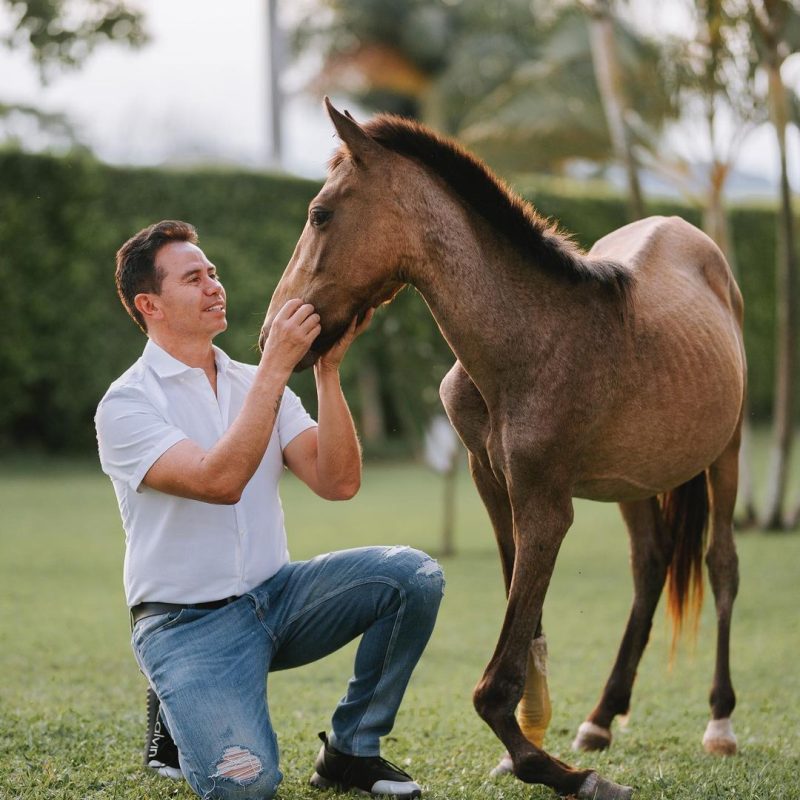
[95,386,188,493]
[277,386,317,451]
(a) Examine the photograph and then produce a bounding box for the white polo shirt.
[95,339,317,607]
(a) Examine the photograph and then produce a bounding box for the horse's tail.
[658,471,709,656]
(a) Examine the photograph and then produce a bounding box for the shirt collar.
[213,345,232,375]
[142,339,232,378]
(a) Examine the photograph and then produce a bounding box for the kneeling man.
[96,220,443,799]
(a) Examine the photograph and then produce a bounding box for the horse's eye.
[309,207,332,227]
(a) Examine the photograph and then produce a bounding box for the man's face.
[145,241,227,338]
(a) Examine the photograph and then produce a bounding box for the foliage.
[292,1,675,178]
[0,0,147,147]
[0,150,795,455]
[294,0,543,124]
[1,0,147,77]
[0,460,798,799]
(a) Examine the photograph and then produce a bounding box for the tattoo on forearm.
[274,395,282,415]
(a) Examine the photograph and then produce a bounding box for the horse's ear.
[324,96,378,166]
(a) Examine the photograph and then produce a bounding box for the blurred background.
[1,0,798,532]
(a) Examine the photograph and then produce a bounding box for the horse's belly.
[573,477,680,503]
[576,318,744,499]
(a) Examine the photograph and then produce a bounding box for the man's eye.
[309,207,332,227]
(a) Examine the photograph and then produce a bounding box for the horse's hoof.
[571,721,612,752]
[489,752,513,777]
[702,717,737,756]
[577,772,634,800]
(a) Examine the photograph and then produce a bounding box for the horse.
[260,99,745,800]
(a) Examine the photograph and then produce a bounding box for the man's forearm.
[198,362,290,499]
[314,366,362,499]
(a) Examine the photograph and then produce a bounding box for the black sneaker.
[145,686,182,780]
[309,732,422,798]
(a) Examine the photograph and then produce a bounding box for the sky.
[0,0,798,190]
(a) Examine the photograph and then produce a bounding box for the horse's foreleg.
[470,458,551,777]
[469,453,515,587]
[474,486,632,799]
[703,433,740,755]
[573,497,672,752]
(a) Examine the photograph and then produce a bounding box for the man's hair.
[115,220,198,332]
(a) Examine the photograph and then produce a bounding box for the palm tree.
[653,0,766,525]
[582,0,645,219]
[457,4,673,191]
[749,0,800,530]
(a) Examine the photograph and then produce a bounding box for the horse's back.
[590,215,742,324]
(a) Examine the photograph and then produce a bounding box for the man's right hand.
[259,299,321,376]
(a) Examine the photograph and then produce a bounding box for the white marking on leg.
[490,752,514,777]
[572,720,612,751]
[703,717,737,755]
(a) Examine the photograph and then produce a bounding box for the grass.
[0,456,798,800]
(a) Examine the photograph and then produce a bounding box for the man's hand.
[260,299,321,376]
[286,308,374,501]
[316,308,375,375]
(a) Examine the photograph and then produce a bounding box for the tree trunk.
[587,1,645,221]
[760,63,798,531]
[265,0,284,168]
[440,459,458,557]
[703,165,758,526]
[356,356,386,446]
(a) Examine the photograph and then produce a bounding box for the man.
[96,220,443,800]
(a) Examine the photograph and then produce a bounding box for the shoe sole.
[310,771,421,798]
[147,760,183,781]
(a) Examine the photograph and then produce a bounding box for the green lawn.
[0,458,798,799]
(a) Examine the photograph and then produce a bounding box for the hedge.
[0,150,792,454]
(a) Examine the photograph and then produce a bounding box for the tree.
[656,0,766,525]
[582,0,645,219]
[0,0,147,143]
[294,0,551,133]
[749,0,800,530]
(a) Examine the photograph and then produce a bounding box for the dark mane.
[330,114,633,300]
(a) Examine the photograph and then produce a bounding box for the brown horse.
[261,99,745,800]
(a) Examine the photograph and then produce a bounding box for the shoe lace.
[349,754,413,782]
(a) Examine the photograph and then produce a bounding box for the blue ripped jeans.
[131,546,444,800]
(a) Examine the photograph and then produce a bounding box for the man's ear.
[134,293,163,324]
[324,96,380,166]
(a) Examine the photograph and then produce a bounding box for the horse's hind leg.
[573,497,672,752]
[702,432,740,755]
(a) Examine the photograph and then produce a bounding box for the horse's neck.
[411,210,568,392]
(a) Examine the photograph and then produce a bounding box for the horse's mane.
[331,114,633,301]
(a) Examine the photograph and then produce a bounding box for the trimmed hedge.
[0,150,792,453]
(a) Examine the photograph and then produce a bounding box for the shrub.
[0,151,792,454]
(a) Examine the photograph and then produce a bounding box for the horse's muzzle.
[294,350,321,372]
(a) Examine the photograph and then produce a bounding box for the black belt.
[130,596,239,628]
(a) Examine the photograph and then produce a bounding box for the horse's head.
[260,99,412,370]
